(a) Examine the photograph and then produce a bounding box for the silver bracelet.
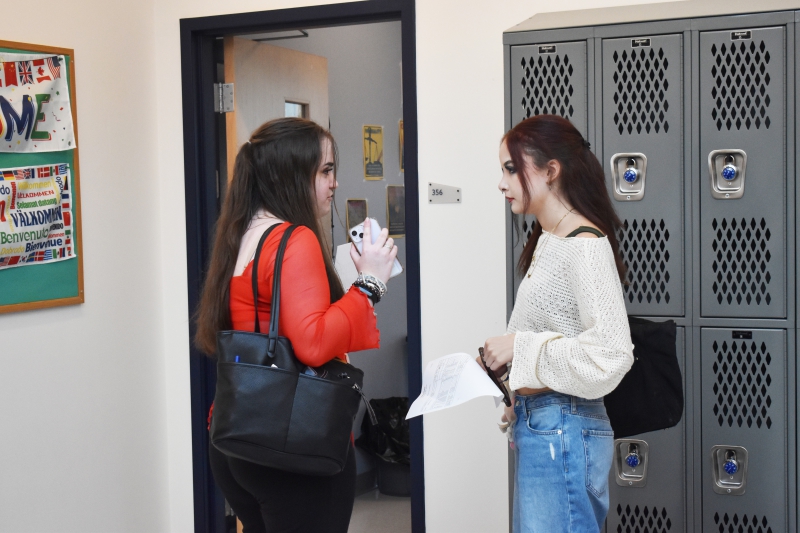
[356,273,387,298]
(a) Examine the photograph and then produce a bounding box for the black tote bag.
[210,224,374,476]
[604,316,684,439]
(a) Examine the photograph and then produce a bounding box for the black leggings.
[209,440,357,533]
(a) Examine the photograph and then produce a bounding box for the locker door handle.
[708,149,747,199]
[711,445,748,495]
[610,153,647,201]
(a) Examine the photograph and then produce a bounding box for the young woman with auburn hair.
[195,117,397,533]
[480,115,634,532]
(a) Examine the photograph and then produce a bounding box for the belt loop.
[571,395,577,414]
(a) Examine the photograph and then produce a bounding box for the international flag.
[32,59,51,83]
[61,188,70,201]
[2,61,17,86]
[0,257,11,267]
[25,255,35,263]
[63,212,71,227]
[17,61,33,85]
[44,249,54,261]
[57,164,67,175]
[13,169,32,180]
[37,166,50,178]
[47,56,61,79]
[34,250,45,261]
[1,170,15,181]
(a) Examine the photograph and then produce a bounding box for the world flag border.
[0,163,75,269]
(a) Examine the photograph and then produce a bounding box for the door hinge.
[213,83,234,113]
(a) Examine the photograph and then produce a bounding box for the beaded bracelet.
[356,273,387,298]
[354,283,381,304]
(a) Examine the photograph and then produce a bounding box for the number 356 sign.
[427,182,462,204]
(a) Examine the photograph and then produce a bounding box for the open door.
[223,36,332,249]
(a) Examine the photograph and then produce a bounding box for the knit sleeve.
[508,240,634,398]
[275,227,380,366]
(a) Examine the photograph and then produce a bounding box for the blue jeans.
[512,391,614,533]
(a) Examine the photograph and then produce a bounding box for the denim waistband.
[514,390,604,409]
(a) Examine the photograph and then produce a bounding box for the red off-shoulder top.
[229,222,380,362]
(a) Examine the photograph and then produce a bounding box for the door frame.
[179,1,423,532]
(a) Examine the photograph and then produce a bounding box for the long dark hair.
[505,115,627,282]
[194,117,344,355]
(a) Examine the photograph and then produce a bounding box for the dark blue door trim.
[179,2,423,532]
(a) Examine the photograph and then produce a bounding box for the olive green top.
[565,226,605,239]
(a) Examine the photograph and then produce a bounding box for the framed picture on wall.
[362,125,384,180]
[345,198,368,242]
[386,185,405,238]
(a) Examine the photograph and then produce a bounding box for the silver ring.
[384,241,392,248]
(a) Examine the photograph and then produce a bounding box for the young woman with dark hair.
[195,117,397,533]
[480,115,634,532]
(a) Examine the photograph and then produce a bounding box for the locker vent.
[710,41,772,131]
[618,219,671,304]
[615,504,672,532]
[612,48,670,135]
[712,340,773,429]
[713,512,772,533]
[521,217,534,242]
[520,54,574,120]
[711,218,772,305]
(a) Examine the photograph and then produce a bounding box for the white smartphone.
[349,218,403,278]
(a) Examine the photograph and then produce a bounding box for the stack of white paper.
[406,353,504,419]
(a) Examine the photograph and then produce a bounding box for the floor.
[348,489,412,533]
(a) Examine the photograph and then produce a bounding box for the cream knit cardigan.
[507,231,635,399]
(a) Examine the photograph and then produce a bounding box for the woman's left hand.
[482,334,515,372]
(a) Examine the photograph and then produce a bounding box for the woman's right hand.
[350,219,397,284]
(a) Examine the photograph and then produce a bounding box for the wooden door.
[224,36,331,249]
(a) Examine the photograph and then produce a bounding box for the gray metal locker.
[504,7,797,533]
[510,41,588,134]
[607,327,686,533]
[700,328,787,533]
[602,34,685,317]
[699,27,787,319]
[509,40,590,297]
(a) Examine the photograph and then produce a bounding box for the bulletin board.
[0,40,83,314]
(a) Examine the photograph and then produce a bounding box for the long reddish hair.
[505,115,626,282]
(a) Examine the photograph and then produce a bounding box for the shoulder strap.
[565,226,605,238]
[250,223,282,334]
[267,225,299,353]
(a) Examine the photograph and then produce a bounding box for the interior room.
[0,0,797,532]
[214,21,411,532]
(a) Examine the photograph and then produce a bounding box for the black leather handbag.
[210,224,374,476]
[604,316,684,439]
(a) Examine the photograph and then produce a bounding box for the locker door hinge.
[213,83,234,113]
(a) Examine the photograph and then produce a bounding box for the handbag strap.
[267,225,299,353]
[250,223,282,334]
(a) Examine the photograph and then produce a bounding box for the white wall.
[0,1,168,532]
[0,1,685,532]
